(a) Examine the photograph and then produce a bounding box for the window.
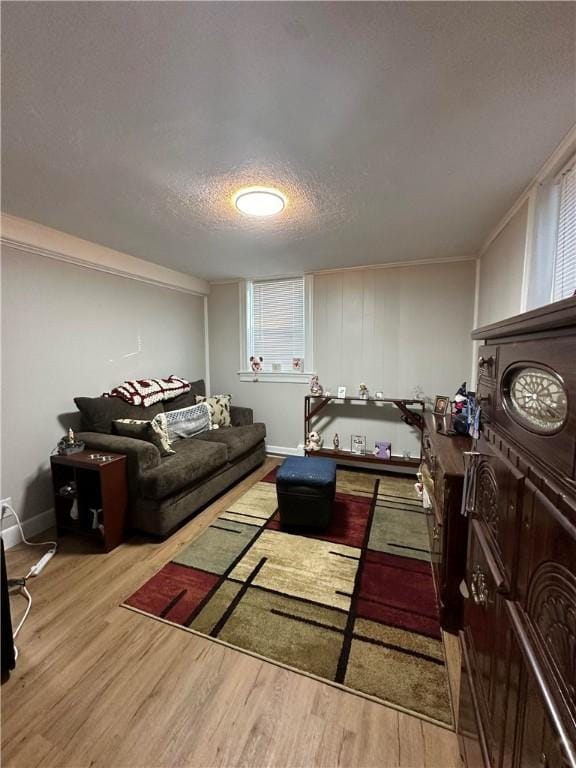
[245,277,307,375]
[552,163,576,302]
[239,275,313,382]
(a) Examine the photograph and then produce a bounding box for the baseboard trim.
[1,508,56,550]
[265,444,303,457]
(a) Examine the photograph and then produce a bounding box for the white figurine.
[310,375,324,396]
[305,431,323,451]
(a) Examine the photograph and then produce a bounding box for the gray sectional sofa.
[74,379,266,537]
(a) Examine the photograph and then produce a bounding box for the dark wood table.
[304,395,425,468]
[50,450,127,552]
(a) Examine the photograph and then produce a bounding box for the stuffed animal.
[310,375,324,396]
[305,431,323,451]
[250,355,263,373]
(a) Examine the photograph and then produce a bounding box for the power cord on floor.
[1,501,57,659]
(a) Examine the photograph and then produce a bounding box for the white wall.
[209,260,476,455]
[1,247,206,528]
[476,201,528,327]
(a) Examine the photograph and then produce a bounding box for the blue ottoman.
[276,456,337,529]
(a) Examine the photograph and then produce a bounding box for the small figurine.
[333,433,340,450]
[310,375,324,396]
[250,355,264,374]
[67,427,75,444]
[359,383,369,399]
[305,431,323,451]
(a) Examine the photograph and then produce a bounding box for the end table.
[50,450,128,552]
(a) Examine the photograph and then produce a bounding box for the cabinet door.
[505,601,576,768]
[515,480,576,741]
[463,520,511,767]
[474,435,523,594]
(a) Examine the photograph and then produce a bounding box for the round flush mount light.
[234,187,286,217]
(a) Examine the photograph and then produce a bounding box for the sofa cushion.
[164,402,212,441]
[113,414,175,457]
[163,379,206,412]
[191,423,266,462]
[74,396,164,434]
[196,394,232,427]
[139,438,227,500]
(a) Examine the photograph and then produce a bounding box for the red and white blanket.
[104,376,191,407]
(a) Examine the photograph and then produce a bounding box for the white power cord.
[1,501,57,659]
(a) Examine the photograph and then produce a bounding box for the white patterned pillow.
[164,402,212,441]
[195,395,231,428]
[113,413,175,457]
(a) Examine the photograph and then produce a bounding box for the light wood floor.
[2,459,463,768]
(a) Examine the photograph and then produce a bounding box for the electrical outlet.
[1,497,13,517]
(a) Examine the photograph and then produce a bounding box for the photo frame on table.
[351,435,366,454]
[433,395,450,416]
[337,386,347,399]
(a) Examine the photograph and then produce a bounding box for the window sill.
[237,371,315,384]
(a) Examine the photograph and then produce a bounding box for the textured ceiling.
[2,2,575,280]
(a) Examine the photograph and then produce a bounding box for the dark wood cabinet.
[51,450,128,552]
[458,297,576,768]
[421,412,472,631]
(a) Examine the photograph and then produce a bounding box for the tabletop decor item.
[305,431,323,451]
[309,374,324,396]
[433,395,450,416]
[351,435,366,454]
[375,391,384,399]
[333,433,340,450]
[337,386,347,399]
[373,440,391,459]
[57,427,85,456]
[358,383,369,399]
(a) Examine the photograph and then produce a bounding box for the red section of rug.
[265,493,371,549]
[357,551,441,639]
[125,563,218,625]
[262,467,278,483]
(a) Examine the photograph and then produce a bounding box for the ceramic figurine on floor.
[359,383,369,399]
[305,431,323,451]
[310,375,324,396]
[333,433,340,450]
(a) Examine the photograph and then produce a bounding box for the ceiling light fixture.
[234,187,286,217]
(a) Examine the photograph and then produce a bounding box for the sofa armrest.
[77,432,161,500]
[230,406,253,427]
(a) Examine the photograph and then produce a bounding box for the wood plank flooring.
[2,459,463,768]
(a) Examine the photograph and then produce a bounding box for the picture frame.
[292,357,304,372]
[433,395,450,416]
[375,391,383,400]
[351,435,366,454]
[337,386,347,399]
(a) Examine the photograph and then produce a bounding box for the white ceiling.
[2,2,575,280]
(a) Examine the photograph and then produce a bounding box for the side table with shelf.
[50,450,128,552]
[304,395,425,468]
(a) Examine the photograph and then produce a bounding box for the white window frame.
[550,156,576,303]
[238,274,314,383]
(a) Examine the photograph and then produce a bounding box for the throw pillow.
[113,413,175,457]
[195,395,232,428]
[164,402,212,441]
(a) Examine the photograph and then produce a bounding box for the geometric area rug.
[122,467,453,728]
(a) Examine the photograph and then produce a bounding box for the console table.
[304,395,425,468]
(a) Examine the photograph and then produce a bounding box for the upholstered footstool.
[276,456,337,529]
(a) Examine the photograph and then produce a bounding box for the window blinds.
[249,277,305,370]
[552,165,576,302]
